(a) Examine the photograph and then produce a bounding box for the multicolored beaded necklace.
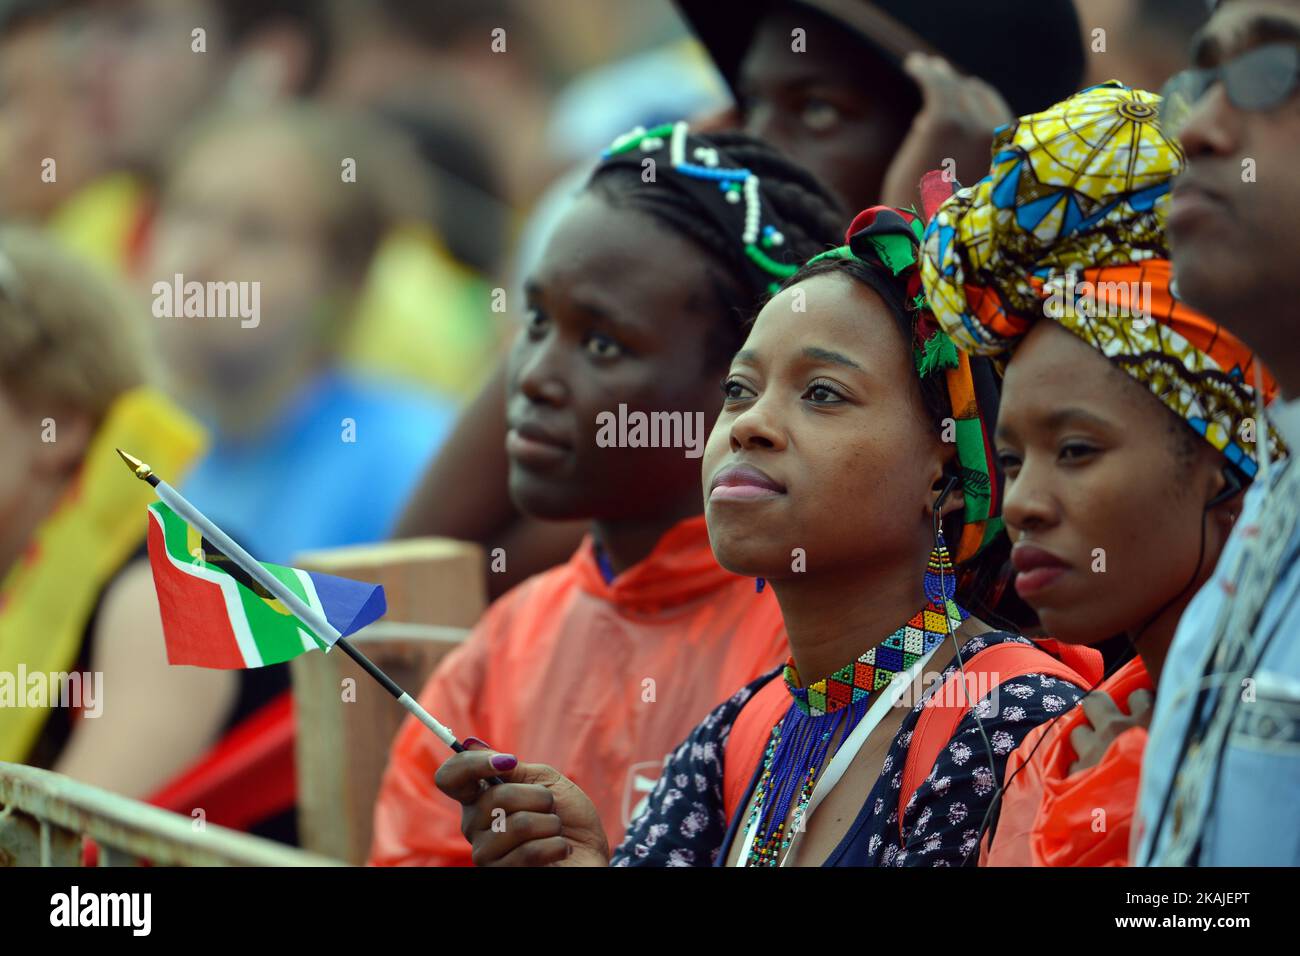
[743,540,968,866]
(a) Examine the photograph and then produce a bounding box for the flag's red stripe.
[147,516,246,669]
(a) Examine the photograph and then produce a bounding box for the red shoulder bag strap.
[722,677,791,823]
[896,641,1096,845]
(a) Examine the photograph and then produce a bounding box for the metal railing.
[0,762,343,866]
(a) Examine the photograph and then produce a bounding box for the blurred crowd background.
[0,0,1210,562]
[0,0,1235,842]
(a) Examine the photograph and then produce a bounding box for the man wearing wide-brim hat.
[676,0,1086,210]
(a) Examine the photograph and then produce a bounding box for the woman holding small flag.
[368,124,850,867]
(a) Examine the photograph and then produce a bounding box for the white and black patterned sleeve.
[892,672,1086,867]
[611,669,780,867]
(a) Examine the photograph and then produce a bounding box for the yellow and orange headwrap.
[920,82,1284,479]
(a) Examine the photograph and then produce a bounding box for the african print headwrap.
[595,121,804,297]
[807,176,1004,563]
[920,81,1284,479]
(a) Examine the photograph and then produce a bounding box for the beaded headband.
[596,121,806,298]
[803,173,1005,563]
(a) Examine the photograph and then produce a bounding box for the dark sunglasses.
[1159,42,1300,136]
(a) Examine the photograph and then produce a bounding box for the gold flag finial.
[116,448,153,481]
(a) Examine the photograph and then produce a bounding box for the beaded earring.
[755,577,766,593]
[924,524,958,605]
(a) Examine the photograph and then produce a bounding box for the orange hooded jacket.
[368,515,789,866]
[981,656,1152,867]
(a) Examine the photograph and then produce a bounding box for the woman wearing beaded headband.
[370,124,848,866]
[918,82,1283,866]
[432,186,1104,867]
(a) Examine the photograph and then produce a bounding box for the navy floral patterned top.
[611,631,1086,867]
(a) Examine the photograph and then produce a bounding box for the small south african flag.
[146,501,386,669]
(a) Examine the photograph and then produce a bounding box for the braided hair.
[587,130,845,369]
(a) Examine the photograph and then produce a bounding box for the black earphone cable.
[929,474,1000,862]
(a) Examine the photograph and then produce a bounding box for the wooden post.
[289,538,485,864]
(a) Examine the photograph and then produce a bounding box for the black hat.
[673,0,1085,118]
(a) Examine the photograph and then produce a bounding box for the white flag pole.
[121,449,461,750]
[154,478,343,647]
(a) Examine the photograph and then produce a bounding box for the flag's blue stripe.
[306,571,387,637]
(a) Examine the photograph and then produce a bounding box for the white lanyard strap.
[733,648,937,866]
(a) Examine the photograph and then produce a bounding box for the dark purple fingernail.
[490,753,517,771]
[463,736,491,750]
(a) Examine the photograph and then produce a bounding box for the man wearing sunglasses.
[1135,0,1300,866]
